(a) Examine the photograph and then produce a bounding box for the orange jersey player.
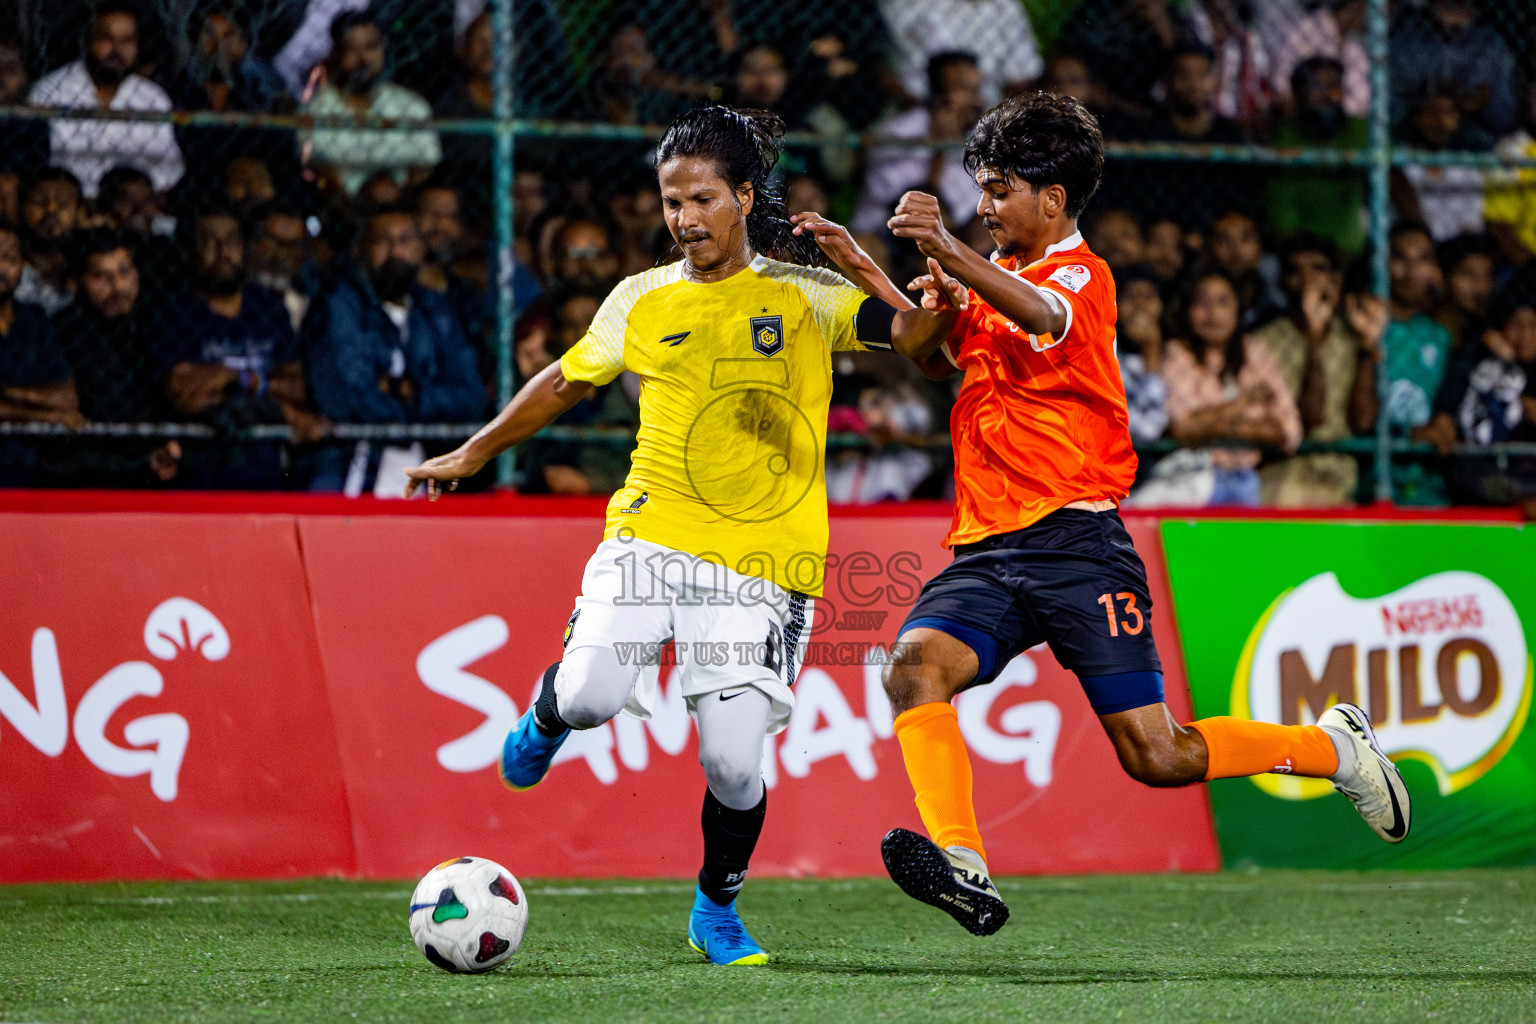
[862,93,1412,935]
[940,217,1135,547]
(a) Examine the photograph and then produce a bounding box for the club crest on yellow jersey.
[750,315,784,356]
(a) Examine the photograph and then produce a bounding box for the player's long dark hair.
[654,105,827,268]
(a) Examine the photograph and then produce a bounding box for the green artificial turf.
[1,871,1533,1023]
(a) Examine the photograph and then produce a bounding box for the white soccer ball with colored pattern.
[408,856,528,973]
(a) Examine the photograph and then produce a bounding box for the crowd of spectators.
[0,0,1533,506]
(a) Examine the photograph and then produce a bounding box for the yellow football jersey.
[559,255,883,597]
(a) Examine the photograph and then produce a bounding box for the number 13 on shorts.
[1096,592,1144,637]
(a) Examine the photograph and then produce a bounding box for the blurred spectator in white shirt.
[274,0,371,98]
[1393,82,1490,242]
[852,52,984,239]
[26,2,184,198]
[1258,0,1370,119]
[880,0,1042,107]
[1179,0,1273,130]
[300,12,442,197]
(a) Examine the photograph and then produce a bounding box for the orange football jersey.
[941,232,1136,547]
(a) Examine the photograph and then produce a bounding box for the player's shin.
[892,702,987,864]
[533,663,570,736]
[1188,716,1339,780]
[698,785,766,906]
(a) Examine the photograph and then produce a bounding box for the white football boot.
[1318,703,1411,843]
[880,829,1009,935]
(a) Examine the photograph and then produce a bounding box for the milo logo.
[1234,571,1532,800]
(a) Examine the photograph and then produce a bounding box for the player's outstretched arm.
[791,211,958,368]
[403,362,594,499]
[896,257,966,379]
[888,191,1067,338]
[790,211,911,309]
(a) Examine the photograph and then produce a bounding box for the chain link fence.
[0,0,1532,506]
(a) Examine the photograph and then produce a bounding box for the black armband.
[853,296,896,351]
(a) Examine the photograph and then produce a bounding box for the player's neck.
[1015,221,1079,265]
[682,246,756,284]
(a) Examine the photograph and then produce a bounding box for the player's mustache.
[679,230,710,243]
[983,219,1002,231]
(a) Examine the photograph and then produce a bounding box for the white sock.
[945,845,989,878]
[1325,727,1356,783]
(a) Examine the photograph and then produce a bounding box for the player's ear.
[737,181,755,219]
[1042,184,1067,219]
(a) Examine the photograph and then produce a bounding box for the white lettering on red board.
[0,598,226,801]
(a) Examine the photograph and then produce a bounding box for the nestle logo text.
[1381,595,1483,636]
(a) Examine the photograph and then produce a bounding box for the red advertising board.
[0,513,354,881]
[1,496,1219,881]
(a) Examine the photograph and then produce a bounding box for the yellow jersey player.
[404,106,955,965]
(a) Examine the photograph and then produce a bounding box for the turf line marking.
[0,877,1479,910]
[0,884,695,908]
[532,885,694,897]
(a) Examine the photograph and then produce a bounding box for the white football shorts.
[561,536,814,733]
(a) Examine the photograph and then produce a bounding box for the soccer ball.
[408,856,528,973]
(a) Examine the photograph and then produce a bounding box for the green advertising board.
[1161,521,1536,869]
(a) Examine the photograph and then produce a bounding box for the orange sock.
[1189,717,1339,781]
[892,703,986,862]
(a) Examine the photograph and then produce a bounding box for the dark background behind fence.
[0,0,1533,507]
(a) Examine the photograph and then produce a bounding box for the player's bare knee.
[884,658,965,717]
[881,659,923,716]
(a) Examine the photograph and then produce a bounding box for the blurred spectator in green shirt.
[1265,57,1369,257]
[1383,222,1455,504]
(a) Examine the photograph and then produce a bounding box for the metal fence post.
[1367,0,1393,504]
[492,0,517,488]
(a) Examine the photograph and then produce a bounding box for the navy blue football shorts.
[899,508,1164,716]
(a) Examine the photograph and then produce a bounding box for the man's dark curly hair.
[963,92,1104,220]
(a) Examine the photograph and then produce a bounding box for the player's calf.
[1100,707,1209,788]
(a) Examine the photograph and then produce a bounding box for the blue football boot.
[500,664,569,790]
[687,887,768,965]
[498,708,568,790]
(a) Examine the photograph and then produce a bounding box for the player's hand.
[790,212,869,274]
[888,191,959,263]
[907,257,968,312]
[404,447,486,500]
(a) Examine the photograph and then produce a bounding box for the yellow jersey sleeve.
[758,262,872,351]
[1484,137,1536,227]
[560,266,678,385]
[1484,169,1527,225]
[559,298,627,386]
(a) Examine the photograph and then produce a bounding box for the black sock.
[532,663,568,736]
[698,785,766,906]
